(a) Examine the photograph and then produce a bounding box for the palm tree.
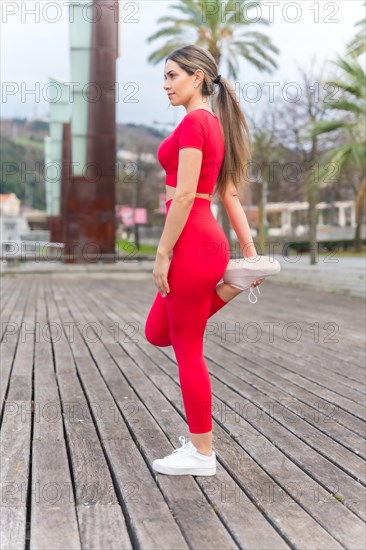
[310,58,366,252]
[346,1,366,59]
[250,128,275,252]
[146,0,279,248]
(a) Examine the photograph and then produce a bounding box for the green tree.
[146,0,279,248]
[310,57,366,252]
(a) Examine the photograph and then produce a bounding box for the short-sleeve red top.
[157,109,225,194]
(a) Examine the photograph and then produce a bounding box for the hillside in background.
[0,135,46,210]
[118,122,167,151]
[0,118,168,211]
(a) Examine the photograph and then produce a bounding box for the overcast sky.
[1,0,365,128]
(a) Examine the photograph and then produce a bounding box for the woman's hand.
[153,250,171,297]
[251,278,265,288]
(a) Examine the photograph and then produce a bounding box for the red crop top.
[157,109,225,194]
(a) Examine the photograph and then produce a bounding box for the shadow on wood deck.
[1,274,365,550]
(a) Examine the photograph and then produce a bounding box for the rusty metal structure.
[47,0,119,263]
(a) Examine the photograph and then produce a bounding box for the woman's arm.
[157,147,202,256]
[220,180,258,258]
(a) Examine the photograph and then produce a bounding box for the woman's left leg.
[144,283,235,347]
[144,291,172,347]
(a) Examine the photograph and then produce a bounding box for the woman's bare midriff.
[165,185,212,202]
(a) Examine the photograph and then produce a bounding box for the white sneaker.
[223,255,281,303]
[152,436,216,476]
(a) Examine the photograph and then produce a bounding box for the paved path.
[272,254,365,298]
[1,254,365,298]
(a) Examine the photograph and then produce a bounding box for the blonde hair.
[166,44,253,199]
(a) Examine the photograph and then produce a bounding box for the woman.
[145,45,266,476]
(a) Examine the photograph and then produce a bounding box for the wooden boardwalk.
[1,274,365,550]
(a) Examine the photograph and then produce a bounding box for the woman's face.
[163,60,199,106]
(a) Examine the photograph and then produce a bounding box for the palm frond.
[157,16,201,25]
[146,40,191,64]
[230,32,280,63]
[167,0,204,19]
[146,26,186,44]
[236,33,280,56]
[310,120,351,137]
[326,100,365,116]
[224,0,269,26]
[317,145,354,188]
[320,143,366,187]
[346,3,366,58]
[332,57,366,85]
[231,40,278,71]
[349,142,366,172]
[326,80,364,99]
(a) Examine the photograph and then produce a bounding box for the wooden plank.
[209,335,366,438]
[30,441,81,550]
[128,283,366,420]
[0,280,35,549]
[0,279,28,414]
[136,280,365,383]
[57,278,247,550]
[0,507,27,550]
[77,505,133,550]
[212,345,365,454]
[82,280,353,550]
[44,281,133,550]
[251,282,365,370]
[144,283,366,414]
[30,278,81,549]
[0,278,26,340]
[202,345,366,464]
[126,292,366,548]
[50,280,192,550]
[113,284,364,513]
[61,279,294,549]
[199,291,365,401]
[125,285,366,519]
[1,275,364,550]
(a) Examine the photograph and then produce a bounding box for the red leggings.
[145,197,230,433]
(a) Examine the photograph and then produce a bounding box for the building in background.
[0,194,30,250]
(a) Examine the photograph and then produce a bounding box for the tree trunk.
[354,218,361,252]
[354,175,366,252]
[308,191,318,265]
[307,132,319,265]
[134,222,140,250]
[134,157,144,251]
[258,179,268,254]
